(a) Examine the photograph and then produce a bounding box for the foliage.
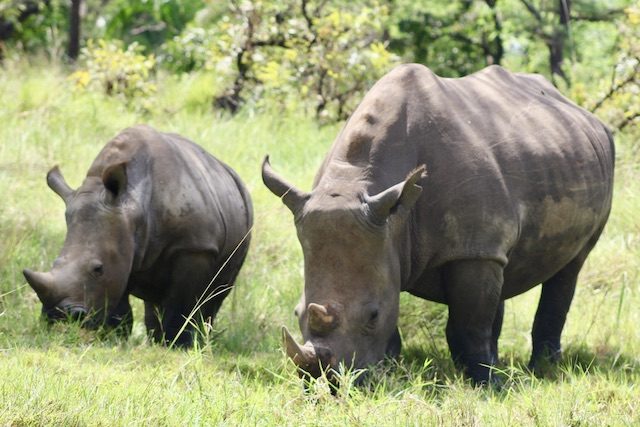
[1,0,638,129]
[388,0,504,77]
[161,25,215,73]
[0,0,68,56]
[68,39,157,109]
[588,5,640,134]
[94,0,206,52]
[0,0,21,25]
[166,0,399,120]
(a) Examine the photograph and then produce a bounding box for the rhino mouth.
[42,304,88,323]
[42,304,128,331]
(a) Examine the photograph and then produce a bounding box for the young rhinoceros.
[263,64,614,385]
[24,125,253,346]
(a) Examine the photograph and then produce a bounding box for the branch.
[570,8,624,22]
[301,0,317,47]
[520,0,543,23]
[617,112,639,132]
[591,59,640,112]
[301,0,314,31]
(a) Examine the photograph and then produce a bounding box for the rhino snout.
[43,304,88,323]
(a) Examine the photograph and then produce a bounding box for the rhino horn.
[366,165,427,224]
[307,303,337,334]
[261,156,309,215]
[46,166,73,203]
[282,326,318,369]
[23,269,56,304]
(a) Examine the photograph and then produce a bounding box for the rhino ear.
[365,165,427,225]
[261,155,310,215]
[102,162,127,199]
[47,166,74,203]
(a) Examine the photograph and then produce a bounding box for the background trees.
[1,0,637,133]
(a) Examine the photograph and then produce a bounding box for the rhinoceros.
[24,125,253,346]
[262,64,614,384]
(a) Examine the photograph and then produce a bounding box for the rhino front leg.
[443,259,503,385]
[143,301,195,347]
[106,295,133,337]
[145,251,235,347]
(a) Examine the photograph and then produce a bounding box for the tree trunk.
[549,0,571,86]
[67,0,82,61]
[484,0,504,65]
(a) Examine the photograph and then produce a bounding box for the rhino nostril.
[67,306,87,321]
[43,306,67,322]
[314,346,333,365]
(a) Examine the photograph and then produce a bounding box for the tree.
[0,0,46,58]
[185,0,398,120]
[389,0,505,77]
[589,5,640,133]
[517,0,625,86]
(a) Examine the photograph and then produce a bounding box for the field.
[1,61,639,426]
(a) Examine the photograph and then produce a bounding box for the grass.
[1,59,639,426]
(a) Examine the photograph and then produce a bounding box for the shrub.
[162,0,398,121]
[68,39,157,108]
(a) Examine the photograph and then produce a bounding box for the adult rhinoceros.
[24,125,253,346]
[262,64,614,384]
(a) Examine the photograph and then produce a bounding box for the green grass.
[1,60,639,426]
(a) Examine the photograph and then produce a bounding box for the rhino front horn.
[23,269,55,304]
[282,326,317,369]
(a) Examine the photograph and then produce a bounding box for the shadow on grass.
[397,341,640,394]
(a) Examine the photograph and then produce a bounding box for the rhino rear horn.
[261,156,309,214]
[47,166,73,203]
[307,303,337,334]
[23,269,56,304]
[365,165,427,224]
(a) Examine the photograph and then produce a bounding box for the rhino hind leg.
[144,302,195,347]
[528,225,606,374]
[491,300,504,364]
[443,259,504,385]
[144,251,241,347]
[528,263,580,373]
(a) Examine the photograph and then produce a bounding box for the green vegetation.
[2,1,638,129]
[0,59,639,425]
[1,0,639,424]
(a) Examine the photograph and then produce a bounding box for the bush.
[162,0,398,121]
[587,6,640,135]
[161,26,215,73]
[68,39,156,109]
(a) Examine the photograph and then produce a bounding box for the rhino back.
[317,64,614,299]
[88,125,252,273]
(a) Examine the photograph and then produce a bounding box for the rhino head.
[23,164,136,332]
[262,156,425,382]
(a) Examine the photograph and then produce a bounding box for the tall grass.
[0,60,638,425]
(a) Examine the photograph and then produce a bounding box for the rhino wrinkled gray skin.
[24,125,253,346]
[263,64,614,385]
